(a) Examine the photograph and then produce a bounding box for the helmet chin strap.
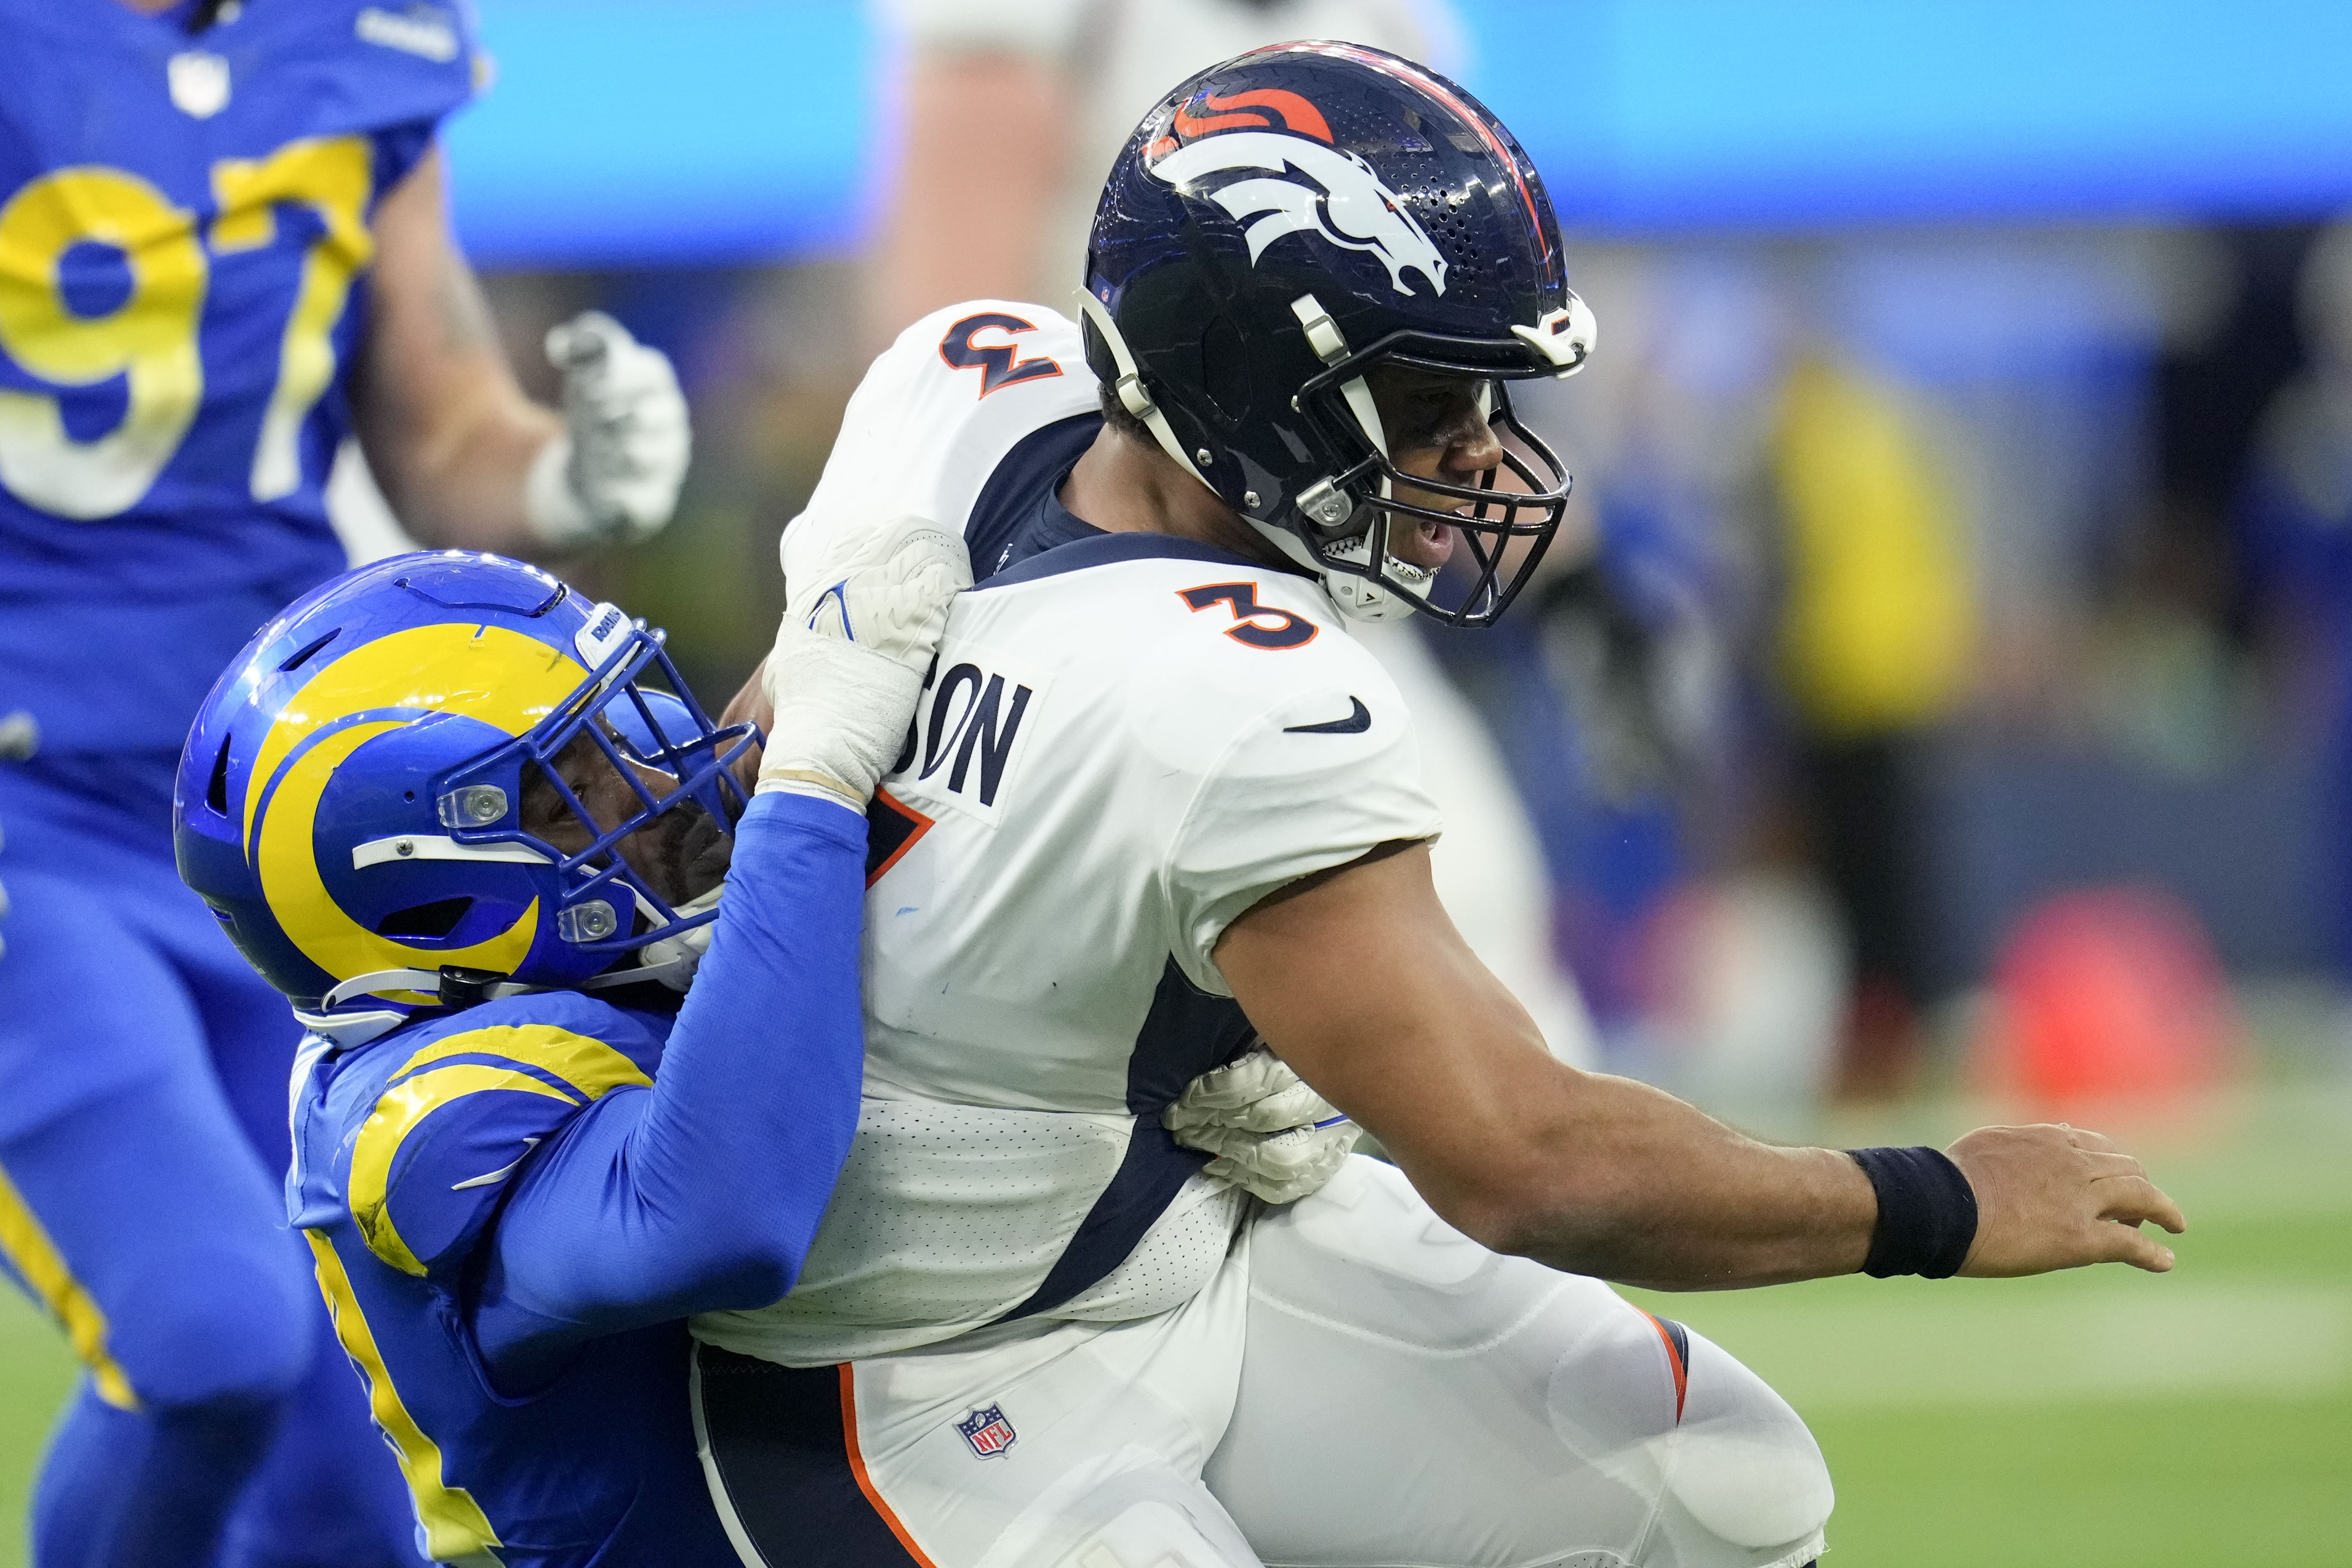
[1287,296,1390,498]
[309,878,725,1043]
[1285,294,1420,622]
[1322,528,1434,622]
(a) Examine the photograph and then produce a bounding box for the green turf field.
[1619,1079,2352,1567]
[5,1083,2346,1566]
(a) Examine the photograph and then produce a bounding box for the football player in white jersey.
[866,0,1601,1072]
[691,43,2186,1568]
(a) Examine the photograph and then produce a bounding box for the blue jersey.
[0,0,477,757]
[285,793,871,1567]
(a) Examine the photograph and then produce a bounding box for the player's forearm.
[351,141,565,556]
[1222,845,1878,1290]
[363,389,560,557]
[1420,1070,1878,1291]
[625,788,869,1301]
[866,51,1069,346]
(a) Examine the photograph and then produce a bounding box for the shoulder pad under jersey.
[789,300,1097,558]
[333,994,662,1280]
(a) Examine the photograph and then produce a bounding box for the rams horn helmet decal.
[174,551,756,1039]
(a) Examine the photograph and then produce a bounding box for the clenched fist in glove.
[525,311,691,547]
[633,515,969,988]
[1163,1047,1357,1204]
[760,512,972,811]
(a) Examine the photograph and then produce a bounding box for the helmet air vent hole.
[205,736,232,815]
[277,629,340,672]
[376,897,475,940]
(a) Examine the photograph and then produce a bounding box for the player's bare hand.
[1948,1123,2186,1278]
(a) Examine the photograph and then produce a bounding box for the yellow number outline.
[0,168,206,518]
[211,136,376,501]
[0,135,376,520]
[307,1229,505,1567]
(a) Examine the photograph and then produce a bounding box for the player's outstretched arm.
[1217,841,2185,1291]
[350,147,689,554]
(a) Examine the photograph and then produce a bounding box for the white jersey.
[695,303,1440,1365]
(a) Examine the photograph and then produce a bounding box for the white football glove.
[1163,1047,1356,1205]
[525,311,691,547]
[759,513,971,810]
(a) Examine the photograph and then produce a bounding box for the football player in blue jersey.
[165,521,966,1568]
[0,2,690,1564]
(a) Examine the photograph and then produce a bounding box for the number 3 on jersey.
[1179,582,1318,650]
[0,136,372,520]
[937,311,1062,398]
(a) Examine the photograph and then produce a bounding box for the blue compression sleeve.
[475,791,867,1360]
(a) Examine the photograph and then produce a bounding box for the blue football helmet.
[1080,40,1596,627]
[174,551,756,1041]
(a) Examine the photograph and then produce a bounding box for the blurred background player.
[0,2,687,1564]
[864,0,1597,1064]
[2241,221,2352,1000]
[864,0,1457,330]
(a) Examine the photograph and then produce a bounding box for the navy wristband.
[1848,1146,1978,1278]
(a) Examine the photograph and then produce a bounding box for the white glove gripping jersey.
[696,304,1441,1366]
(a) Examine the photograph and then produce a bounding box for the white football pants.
[694,1157,1831,1568]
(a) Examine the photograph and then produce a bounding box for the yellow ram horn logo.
[244,623,589,987]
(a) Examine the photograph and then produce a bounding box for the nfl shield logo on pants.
[955,1403,1017,1459]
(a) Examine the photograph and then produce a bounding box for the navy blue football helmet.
[173,552,756,1042]
[1080,41,1596,627]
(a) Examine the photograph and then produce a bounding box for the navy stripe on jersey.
[965,412,1103,581]
[1000,1123,1209,1322]
[975,530,1271,593]
[1645,1313,1692,1423]
[693,1348,924,1568]
[1658,1314,1692,1376]
[1125,957,1260,1116]
[999,959,1255,1321]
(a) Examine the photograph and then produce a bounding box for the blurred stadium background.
[12,0,2352,1561]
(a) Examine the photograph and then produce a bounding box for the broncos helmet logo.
[1146,91,1447,298]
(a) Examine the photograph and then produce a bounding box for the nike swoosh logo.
[451,1137,540,1191]
[1283,696,1370,735]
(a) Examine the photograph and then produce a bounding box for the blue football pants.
[0,768,417,1568]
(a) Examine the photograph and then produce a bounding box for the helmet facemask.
[1285,330,1574,628]
[1080,40,1606,630]
[434,626,755,969]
